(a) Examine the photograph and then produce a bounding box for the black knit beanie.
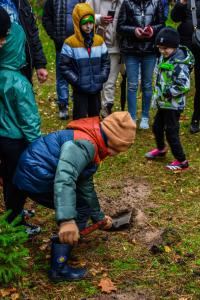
[0,7,11,38]
[155,27,180,48]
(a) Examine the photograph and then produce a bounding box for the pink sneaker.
[165,160,189,171]
[145,148,167,159]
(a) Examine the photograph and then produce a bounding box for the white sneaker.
[139,117,149,129]
[59,110,69,120]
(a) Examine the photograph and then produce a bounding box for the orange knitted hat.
[101,112,136,152]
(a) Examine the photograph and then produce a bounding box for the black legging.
[153,109,186,162]
[0,137,28,222]
[182,42,200,124]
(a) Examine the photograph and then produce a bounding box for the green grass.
[1,9,200,300]
[28,24,200,297]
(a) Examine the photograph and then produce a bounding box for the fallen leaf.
[98,277,117,293]
[164,245,172,253]
[11,293,20,300]
[39,244,48,251]
[0,288,17,297]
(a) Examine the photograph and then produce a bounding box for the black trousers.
[72,89,101,120]
[153,109,186,162]
[0,137,28,222]
[182,42,200,123]
[22,191,92,230]
[192,48,200,123]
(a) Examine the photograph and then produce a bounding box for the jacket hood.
[168,46,194,68]
[72,3,95,43]
[0,22,26,70]
[67,117,108,162]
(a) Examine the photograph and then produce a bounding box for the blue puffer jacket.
[60,3,110,94]
[13,129,98,193]
[13,124,107,223]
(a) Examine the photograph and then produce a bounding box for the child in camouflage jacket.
[145,27,194,171]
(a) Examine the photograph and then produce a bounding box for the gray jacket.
[87,0,124,54]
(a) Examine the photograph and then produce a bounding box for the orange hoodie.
[67,117,108,164]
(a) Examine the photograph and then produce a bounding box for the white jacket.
[87,0,124,54]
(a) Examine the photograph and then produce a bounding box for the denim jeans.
[124,54,156,120]
[56,51,69,108]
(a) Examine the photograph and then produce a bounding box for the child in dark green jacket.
[0,8,41,223]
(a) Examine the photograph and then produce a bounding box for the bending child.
[60,3,110,120]
[13,112,136,281]
[145,27,194,171]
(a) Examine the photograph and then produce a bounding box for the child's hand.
[59,221,80,245]
[101,215,113,230]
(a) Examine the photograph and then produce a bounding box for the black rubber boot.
[49,239,87,282]
[190,120,200,134]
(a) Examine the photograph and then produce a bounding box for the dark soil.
[90,289,155,300]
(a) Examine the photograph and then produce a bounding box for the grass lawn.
[1,18,200,300]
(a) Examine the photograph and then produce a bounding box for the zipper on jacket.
[87,48,94,86]
[141,1,145,27]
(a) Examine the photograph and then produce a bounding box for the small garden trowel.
[80,210,132,236]
[110,210,132,230]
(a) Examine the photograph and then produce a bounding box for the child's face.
[158,45,176,58]
[0,37,6,48]
[81,22,94,34]
[107,140,120,156]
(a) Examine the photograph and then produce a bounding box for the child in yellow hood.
[60,3,110,120]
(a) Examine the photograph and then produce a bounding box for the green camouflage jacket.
[152,46,194,110]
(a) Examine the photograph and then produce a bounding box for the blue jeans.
[124,54,156,120]
[56,51,69,108]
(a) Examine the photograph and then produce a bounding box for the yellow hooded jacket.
[59,3,110,94]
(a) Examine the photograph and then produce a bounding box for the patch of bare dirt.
[98,178,163,247]
[99,178,154,217]
[89,289,155,300]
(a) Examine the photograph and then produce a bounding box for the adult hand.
[101,215,113,230]
[100,16,113,25]
[180,0,187,4]
[36,68,48,83]
[59,221,80,245]
[135,27,144,38]
[143,26,154,38]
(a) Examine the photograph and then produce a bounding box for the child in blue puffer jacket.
[60,3,110,120]
[13,112,136,282]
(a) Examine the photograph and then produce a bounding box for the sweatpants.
[101,53,121,107]
[0,137,28,222]
[72,89,101,120]
[153,109,186,162]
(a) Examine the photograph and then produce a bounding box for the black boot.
[190,120,200,134]
[49,240,87,282]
